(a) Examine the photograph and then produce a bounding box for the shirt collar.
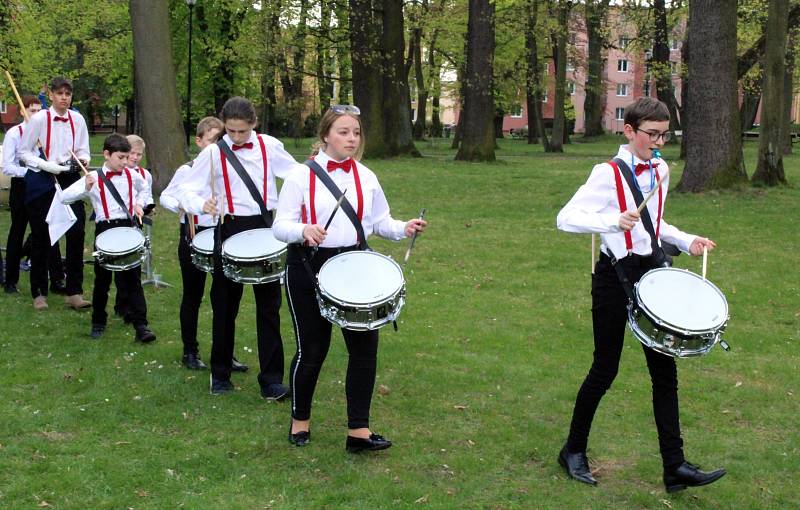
[222,132,258,148]
[615,144,663,167]
[316,149,353,170]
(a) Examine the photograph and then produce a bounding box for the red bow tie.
[326,159,353,173]
[634,162,659,176]
[105,170,123,178]
[232,142,253,151]
[53,116,69,123]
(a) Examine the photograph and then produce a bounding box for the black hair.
[220,96,257,124]
[103,133,131,154]
[50,76,73,93]
[624,97,670,130]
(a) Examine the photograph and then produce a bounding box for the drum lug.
[719,339,731,351]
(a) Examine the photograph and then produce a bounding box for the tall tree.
[752,0,790,185]
[130,0,187,193]
[317,0,335,113]
[381,0,418,156]
[455,0,495,161]
[547,0,571,153]
[583,0,610,137]
[780,29,796,155]
[350,0,387,156]
[677,0,746,191]
[525,0,548,147]
[652,0,681,133]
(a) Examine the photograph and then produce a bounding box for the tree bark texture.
[781,30,796,155]
[653,0,681,133]
[583,0,608,137]
[677,1,745,191]
[455,0,495,161]
[752,0,789,186]
[381,0,418,156]
[525,0,547,147]
[129,0,188,193]
[547,1,569,153]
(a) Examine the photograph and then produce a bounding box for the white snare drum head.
[191,228,215,254]
[222,228,286,259]
[318,251,404,305]
[636,268,728,332]
[95,227,144,254]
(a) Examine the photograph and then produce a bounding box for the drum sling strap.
[96,168,139,227]
[216,140,274,229]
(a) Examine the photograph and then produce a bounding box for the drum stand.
[141,219,171,288]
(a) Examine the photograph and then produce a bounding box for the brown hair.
[310,108,365,160]
[623,97,670,130]
[220,97,257,124]
[196,116,224,138]
[50,76,73,93]
[22,95,39,108]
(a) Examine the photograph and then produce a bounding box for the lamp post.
[185,0,197,145]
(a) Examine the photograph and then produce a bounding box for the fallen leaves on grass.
[453,405,467,410]
[415,495,428,504]
[378,384,390,396]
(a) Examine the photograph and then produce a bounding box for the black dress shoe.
[90,323,105,339]
[558,446,597,486]
[261,383,289,401]
[4,284,19,294]
[134,325,157,343]
[663,461,726,493]
[231,356,249,372]
[210,376,235,395]
[346,433,392,453]
[182,353,208,370]
[49,280,68,295]
[288,421,311,446]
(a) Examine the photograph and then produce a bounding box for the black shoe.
[346,433,392,453]
[134,325,156,343]
[231,356,249,372]
[260,383,289,401]
[90,323,105,339]
[558,446,597,486]
[49,280,68,295]
[182,353,207,370]
[210,376,235,395]
[4,284,19,294]
[288,421,311,446]
[663,461,726,493]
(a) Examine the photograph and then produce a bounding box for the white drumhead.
[636,268,728,332]
[318,251,404,304]
[191,228,215,253]
[95,227,144,254]
[222,228,286,259]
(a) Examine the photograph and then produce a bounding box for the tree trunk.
[381,0,418,156]
[740,71,762,133]
[455,0,495,161]
[652,0,681,134]
[583,0,608,137]
[677,1,745,191]
[317,0,335,112]
[679,32,688,160]
[350,0,387,157]
[412,25,428,140]
[752,0,789,186]
[427,30,442,138]
[547,1,569,153]
[334,2,352,103]
[130,0,187,193]
[781,31,796,155]
[261,2,281,134]
[494,111,504,139]
[195,2,246,115]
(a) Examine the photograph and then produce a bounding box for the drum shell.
[220,228,287,285]
[190,229,215,273]
[93,227,148,272]
[0,170,11,209]
[316,251,406,331]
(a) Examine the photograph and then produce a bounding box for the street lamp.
[185,0,197,145]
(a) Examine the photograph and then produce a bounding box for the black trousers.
[6,178,64,287]
[91,219,148,327]
[210,215,284,387]
[178,222,210,355]
[566,253,684,470]
[285,245,379,430]
[26,189,85,298]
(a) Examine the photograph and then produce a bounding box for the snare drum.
[93,227,149,271]
[316,251,406,331]
[628,267,729,358]
[190,228,215,273]
[221,228,287,284]
[0,167,11,209]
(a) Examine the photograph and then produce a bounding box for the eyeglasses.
[636,129,672,142]
[330,105,361,116]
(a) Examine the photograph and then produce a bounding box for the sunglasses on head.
[330,105,361,116]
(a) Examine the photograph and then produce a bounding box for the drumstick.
[181,208,196,240]
[4,70,47,156]
[702,245,708,280]
[323,189,348,231]
[404,208,426,264]
[68,150,90,176]
[636,167,668,214]
[209,150,223,224]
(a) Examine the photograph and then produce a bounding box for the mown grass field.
[0,135,798,509]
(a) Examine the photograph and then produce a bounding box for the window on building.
[615,107,625,121]
[670,61,678,75]
[0,100,6,114]
[543,63,549,75]
[542,89,548,102]
[616,83,629,97]
[671,38,680,50]
[617,59,629,72]
[567,81,576,95]
[510,104,523,118]
[566,60,575,72]
[643,81,651,97]
[618,36,629,49]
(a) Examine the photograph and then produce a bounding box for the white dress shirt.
[273,149,407,247]
[61,166,148,222]
[179,132,297,216]
[20,107,91,167]
[556,145,696,260]
[129,166,154,206]
[160,162,215,227]
[1,123,27,177]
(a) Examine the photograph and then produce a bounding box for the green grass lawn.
[0,136,798,509]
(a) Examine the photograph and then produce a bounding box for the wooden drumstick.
[636,167,668,214]
[323,189,348,231]
[5,70,48,156]
[209,150,223,224]
[68,150,90,176]
[702,245,708,280]
[181,208,196,240]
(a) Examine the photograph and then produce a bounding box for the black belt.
[286,243,358,265]
[600,252,656,267]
